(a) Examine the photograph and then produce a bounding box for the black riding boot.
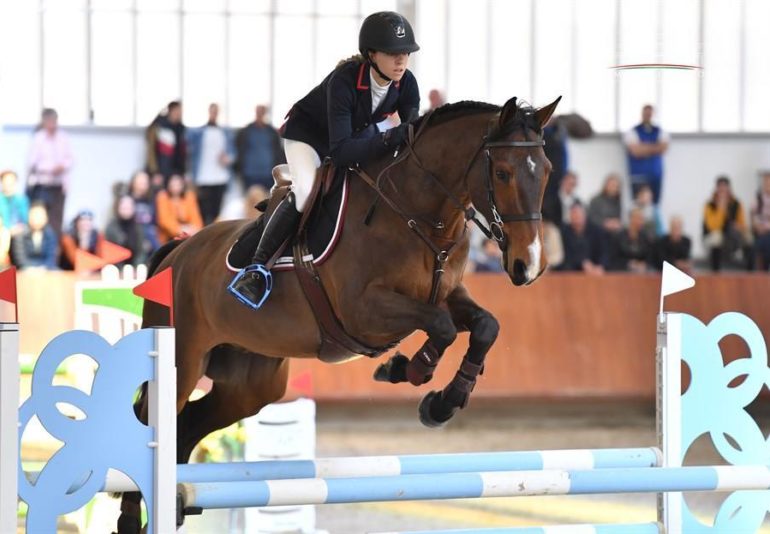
[229,192,302,309]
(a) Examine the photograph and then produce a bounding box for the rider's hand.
[383,123,410,149]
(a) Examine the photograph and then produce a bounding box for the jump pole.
[0,323,19,534]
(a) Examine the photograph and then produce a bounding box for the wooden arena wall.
[9,271,770,402]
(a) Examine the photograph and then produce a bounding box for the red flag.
[289,371,314,397]
[75,249,107,273]
[0,267,18,322]
[133,267,174,326]
[100,240,132,266]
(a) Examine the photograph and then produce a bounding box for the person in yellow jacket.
[702,175,753,271]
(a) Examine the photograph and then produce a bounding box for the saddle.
[227,163,393,363]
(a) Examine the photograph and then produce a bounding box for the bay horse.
[117,96,560,532]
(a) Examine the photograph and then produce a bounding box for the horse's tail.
[147,238,186,277]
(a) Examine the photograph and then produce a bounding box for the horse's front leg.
[357,287,457,388]
[418,283,500,427]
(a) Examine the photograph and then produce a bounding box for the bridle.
[351,110,545,303]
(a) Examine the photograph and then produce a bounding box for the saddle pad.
[226,171,350,272]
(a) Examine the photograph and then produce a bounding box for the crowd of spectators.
[468,104,770,275]
[2,101,285,272]
[4,101,770,277]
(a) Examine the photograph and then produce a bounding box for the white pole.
[0,323,19,534]
[657,312,683,534]
[148,328,177,534]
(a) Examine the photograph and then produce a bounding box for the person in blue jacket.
[230,11,421,309]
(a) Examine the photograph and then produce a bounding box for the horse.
[116,95,560,533]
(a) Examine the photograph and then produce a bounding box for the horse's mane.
[413,99,541,140]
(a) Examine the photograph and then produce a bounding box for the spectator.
[0,170,30,236]
[703,176,753,271]
[474,238,505,273]
[588,173,623,236]
[105,195,149,267]
[235,105,285,196]
[609,208,654,272]
[752,171,770,271]
[557,171,581,225]
[59,210,105,270]
[11,203,58,270]
[655,215,692,273]
[128,170,160,252]
[0,216,10,269]
[188,103,234,225]
[629,184,662,238]
[428,89,445,111]
[145,101,186,180]
[624,104,669,205]
[26,108,73,237]
[155,174,203,244]
[559,203,605,275]
[541,115,569,223]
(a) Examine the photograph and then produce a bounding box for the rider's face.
[370,51,409,82]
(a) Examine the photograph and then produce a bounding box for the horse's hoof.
[116,514,142,534]
[373,353,409,383]
[418,390,455,428]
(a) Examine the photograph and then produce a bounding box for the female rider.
[230,11,421,309]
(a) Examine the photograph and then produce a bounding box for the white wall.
[1,125,769,257]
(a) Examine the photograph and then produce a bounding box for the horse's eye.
[495,170,510,181]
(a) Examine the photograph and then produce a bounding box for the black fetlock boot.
[228,192,302,309]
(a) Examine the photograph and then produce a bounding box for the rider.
[229,11,421,309]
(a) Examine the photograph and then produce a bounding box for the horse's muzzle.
[511,259,528,286]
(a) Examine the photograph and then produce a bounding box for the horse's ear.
[535,96,562,130]
[499,96,518,127]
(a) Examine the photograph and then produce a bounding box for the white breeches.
[283,139,321,212]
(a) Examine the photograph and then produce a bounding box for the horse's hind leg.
[419,283,499,427]
[177,346,289,464]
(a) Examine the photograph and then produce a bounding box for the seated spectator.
[751,171,770,271]
[0,215,10,269]
[557,171,582,225]
[105,195,150,267]
[608,208,654,272]
[11,203,58,269]
[474,238,505,273]
[559,204,605,275]
[703,175,753,271]
[60,210,105,270]
[588,173,623,236]
[655,215,692,273]
[629,184,661,238]
[128,170,160,252]
[0,170,30,236]
[156,174,203,244]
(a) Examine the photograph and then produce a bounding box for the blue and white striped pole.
[179,465,770,510]
[176,447,661,483]
[373,523,661,534]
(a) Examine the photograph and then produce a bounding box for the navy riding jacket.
[281,60,420,167]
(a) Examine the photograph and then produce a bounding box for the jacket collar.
[356,62,401,91]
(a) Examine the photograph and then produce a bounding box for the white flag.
[661,261,695,297]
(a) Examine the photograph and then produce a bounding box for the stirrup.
[227,264,273,310]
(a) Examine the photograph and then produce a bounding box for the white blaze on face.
[527,155,536,175]
[526,233,542,281]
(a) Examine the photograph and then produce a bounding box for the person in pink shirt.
[26,108,73,237]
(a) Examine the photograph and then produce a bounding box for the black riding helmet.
[359,11,420,57]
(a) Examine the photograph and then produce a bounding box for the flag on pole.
[659,261,695,315]
[0,267,18,322]
[133,267,174,326]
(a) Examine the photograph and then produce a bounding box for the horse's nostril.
[513,259,527,280]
